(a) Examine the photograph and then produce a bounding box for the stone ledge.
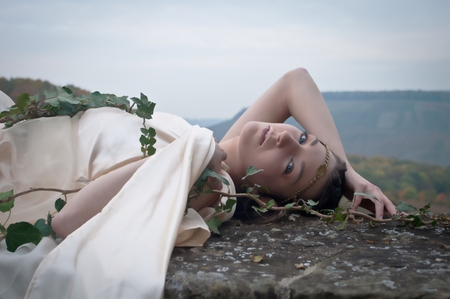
[165,216,450,299]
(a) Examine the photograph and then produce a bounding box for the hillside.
[0,77,90,100]
[209,91,450,167]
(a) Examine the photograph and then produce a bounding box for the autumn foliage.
[349,155,450,211]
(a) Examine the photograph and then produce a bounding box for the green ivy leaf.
[0,190,14,212]
[252,205,267,214]
[266,199,275,209]
[396,202,418,214]
[140,128,149,134]
[335,213,349,231]
[139,135,150,145]
[34,218,52,237]
[16,93,30,110]
[242,166,264,180]
[419,203,431,214]
[148,127,156,137]
[224,199,237,213]
[5,222,43,252]
[306,199,318,206]
[285,203,294,210]
[205,216,222,235]
[146,147,156,157]
[62,86,73,94]
[334,207,345,221]
[202,168,230,185]
[55,198,66,212]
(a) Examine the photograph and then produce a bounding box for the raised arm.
[223,68,397,218]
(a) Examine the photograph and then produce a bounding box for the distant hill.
[0,77,90,101]
[209,91,450,167]
[2,78,449,166]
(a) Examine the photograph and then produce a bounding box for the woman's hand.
[207,139,227,172]
[344,167,398,219]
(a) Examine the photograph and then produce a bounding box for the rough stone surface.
[165,215,450,299]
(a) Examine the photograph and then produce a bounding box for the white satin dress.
[0,93,235,299]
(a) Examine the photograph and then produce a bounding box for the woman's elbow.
[282,67,311,82]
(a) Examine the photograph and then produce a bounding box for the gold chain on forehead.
[279,140,330,205]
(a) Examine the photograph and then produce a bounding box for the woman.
[49,68,397,239]
[0,68,397,299]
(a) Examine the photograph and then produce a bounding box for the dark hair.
[234,154,347,223]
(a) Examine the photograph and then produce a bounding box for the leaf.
[242,166,264,180]
[265,199,275,209]
[62,86,73,94]
[285,203,294,210]
[259,185,270,194]
[54,198,66,212]
[0,190,14,212]
[224,199,237,213]
[202,168,230,185]
[250,254,265,263]
[146,146,156,157]
[149,136,157,146]
[419,203,431,214]
[139,135,150,145]
[396,202,418,214]
[5,222,43,252]
[16,93,30,110]
[334,207,345,221]
[306,199,318,206]
[140,127,149,134]
[148,127,156,137]
[335,214,349,230]
[205,216,222,235]
[252,205,267,214]
[34,218,52,237]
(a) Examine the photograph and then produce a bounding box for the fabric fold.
[26,124,215,299]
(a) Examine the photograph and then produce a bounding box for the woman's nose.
[276,131,296,148]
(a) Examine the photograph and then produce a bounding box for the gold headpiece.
[280,141,330,205]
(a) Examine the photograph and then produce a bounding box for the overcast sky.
[1,0,449,119]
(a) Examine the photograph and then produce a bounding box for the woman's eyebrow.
[310,138,319,146]
[295,161,306,184]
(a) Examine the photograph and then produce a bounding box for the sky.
[1,0,449,119]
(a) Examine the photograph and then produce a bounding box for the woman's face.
[238,121,335,200]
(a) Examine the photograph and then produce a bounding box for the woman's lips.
[260,126,270,145]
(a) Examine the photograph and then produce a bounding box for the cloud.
[1,0,449,118]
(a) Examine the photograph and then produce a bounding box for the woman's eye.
[299,132,308,144]
[285,160,294,174]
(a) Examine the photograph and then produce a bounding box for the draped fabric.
[0,101,235,298]
[26,123,214,299]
